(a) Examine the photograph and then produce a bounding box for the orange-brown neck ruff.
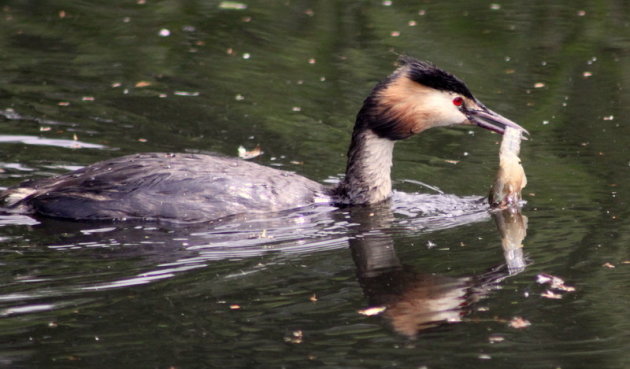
[373,77,441,138]
[355,61,474,141]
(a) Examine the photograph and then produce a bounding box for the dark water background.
[1,1,629,368]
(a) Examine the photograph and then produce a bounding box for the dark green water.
[1,1,629,368]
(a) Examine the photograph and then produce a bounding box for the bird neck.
[334,127,395,205]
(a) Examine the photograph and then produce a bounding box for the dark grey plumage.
[4,153,326,222]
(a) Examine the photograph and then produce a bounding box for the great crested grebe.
[1,57,525,222]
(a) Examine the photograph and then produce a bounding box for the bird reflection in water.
[349,205,527,338]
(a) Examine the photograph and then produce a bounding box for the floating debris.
[508,316,531,329]
[218,1,247,10]
[238,145,263,159]
[541,290,563,299]
[309,294,318,302]
[173,91,200,97]
[283,330,303,344]
[536,273,575,292]
[357,306,386,316]
[135,81,152,88]
[602,262,615,269]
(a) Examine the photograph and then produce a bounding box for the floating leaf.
[357,306,386,316]
[536,273,575,292]
[508,316,531,329]
[238,145,263,159]
[219,1,247,10]
[135,81,152,88]
[541,290,562,299]
[283,330,303,344]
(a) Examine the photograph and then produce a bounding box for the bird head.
[359,57,527,140]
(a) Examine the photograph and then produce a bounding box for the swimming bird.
[0,57,525,223]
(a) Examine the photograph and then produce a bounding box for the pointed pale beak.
[466,106,528,136]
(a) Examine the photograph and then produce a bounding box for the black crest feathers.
[398,56,474,99]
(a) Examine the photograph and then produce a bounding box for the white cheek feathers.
[420,92,469,128]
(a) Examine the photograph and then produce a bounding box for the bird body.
[4,153,327,222]
[1,57,526,222]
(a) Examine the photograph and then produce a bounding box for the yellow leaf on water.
[358,306,386,316]
[135,81,152,88]
[218,1,247,10]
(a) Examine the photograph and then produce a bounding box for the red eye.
[453,97,464,107]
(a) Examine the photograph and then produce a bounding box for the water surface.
[1,1,630,368]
